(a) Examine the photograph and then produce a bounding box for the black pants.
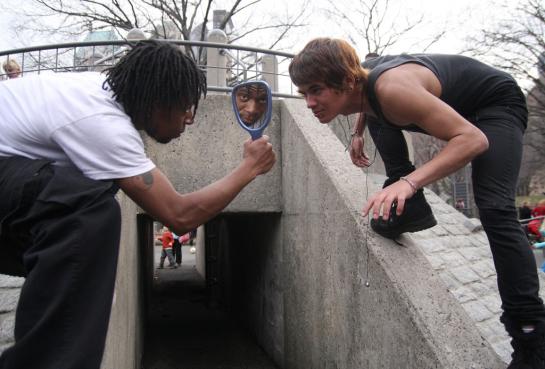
[173,239,182,264]
[0,157,121,369]
[367,104,545,330]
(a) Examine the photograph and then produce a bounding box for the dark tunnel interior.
[141,213,282,369]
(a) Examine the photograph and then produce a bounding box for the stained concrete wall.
[138,94,507,368]
[277,99,505,369]
[217,213,285,365]
[101,193,143,369]
[144,93,282,213]
[101,94,283,369]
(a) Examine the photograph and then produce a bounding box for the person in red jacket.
[157,227,177,269]
[528,200,545,241]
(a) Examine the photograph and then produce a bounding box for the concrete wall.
[101,193,143,369]
[1,94,536,368]
[144,93,282,213]
[278,98,505,369]
[219,213,285,366]
[191,96,510,368]
[100,94,283,368]
[195,225,206,279]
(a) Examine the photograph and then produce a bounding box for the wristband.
[399,176,418,194]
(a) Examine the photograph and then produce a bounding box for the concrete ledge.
[279,98,504,369]
[101,193,142,369]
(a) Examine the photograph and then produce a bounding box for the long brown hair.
[289,38,368,90]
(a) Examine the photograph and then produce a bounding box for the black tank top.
[362,54,527,128]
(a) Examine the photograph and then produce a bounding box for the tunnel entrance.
[141,213,282,369]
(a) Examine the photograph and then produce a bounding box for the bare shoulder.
[373,65,444,125]
[376,63,441,97]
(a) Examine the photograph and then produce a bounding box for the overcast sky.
[0,0,514,55]
[0,13,16,52]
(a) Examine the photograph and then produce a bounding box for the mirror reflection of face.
[235,84,268,128]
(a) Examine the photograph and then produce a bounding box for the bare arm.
[363,64,488,220]
[349,113,371,167]
[117,136,276,235]
[353,112,366,136]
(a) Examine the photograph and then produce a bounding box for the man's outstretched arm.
[116,136,275,235]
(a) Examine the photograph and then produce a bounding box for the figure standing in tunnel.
[0,40,276,369]
[171,231,183,266]
[158,227,177,269]
[289,37,545,369]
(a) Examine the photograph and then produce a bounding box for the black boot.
[370,184,437,239]
[506,322,545,369]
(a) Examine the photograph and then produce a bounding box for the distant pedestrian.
[172,232,182,266]
[157,227,177,269]
[2,59,21,79]
[455,198,465,210]
[189,228,197,245]
[519,201,532,220]
[528,200,545,241]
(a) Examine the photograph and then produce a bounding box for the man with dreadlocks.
[0,40,276,369]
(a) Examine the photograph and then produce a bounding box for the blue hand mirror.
[231,80,272,140]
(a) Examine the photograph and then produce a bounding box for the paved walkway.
[410,192,545,363]
[143,245,279,369]
[0,274,23,353]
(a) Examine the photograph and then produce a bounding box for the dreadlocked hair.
[103,39,207,127]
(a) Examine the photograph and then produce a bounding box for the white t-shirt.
[0,72,155,180]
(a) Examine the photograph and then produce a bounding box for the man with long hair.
[290,37,544,369]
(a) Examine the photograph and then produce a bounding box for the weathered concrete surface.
[325,107,545,364]
[144,93,282,213]
[100,194,143,369]
[278,98,506,369]
[0,276,22,353]
[217,214,285,366]
[1,95,542,368]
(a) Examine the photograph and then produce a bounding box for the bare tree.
[466,0,544,100]
[322,0,447,55]
[3,0,309,61]
[465,0,545,195]
[322,0,460,202]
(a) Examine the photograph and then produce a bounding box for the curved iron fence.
[0,39,300,98]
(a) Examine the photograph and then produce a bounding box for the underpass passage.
[142,214,281,369]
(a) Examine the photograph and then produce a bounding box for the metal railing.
[0,37,300,98]
[520,215,545,224]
